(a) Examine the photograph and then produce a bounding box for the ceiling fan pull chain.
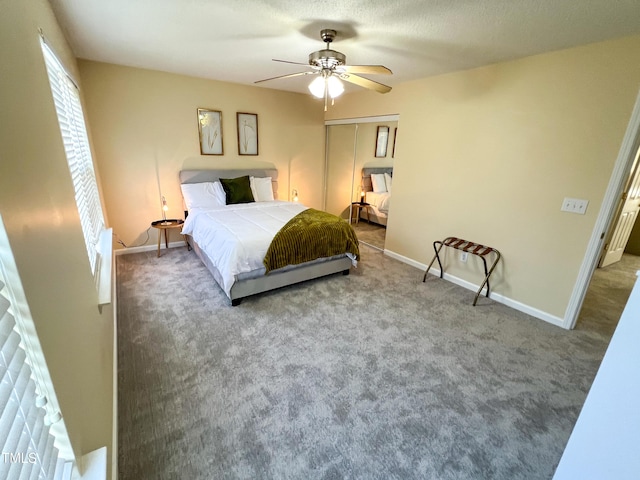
[324,80,328,111]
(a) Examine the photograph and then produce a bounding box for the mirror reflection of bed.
[352,167,392,250]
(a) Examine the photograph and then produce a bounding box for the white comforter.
[366,191,391,214]
[181,201,309,295]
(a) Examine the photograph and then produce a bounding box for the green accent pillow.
[220,175,255,204]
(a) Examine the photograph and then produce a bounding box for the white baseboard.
[114,241,187,256]
[384,249,426,271]
[384,249,565,328]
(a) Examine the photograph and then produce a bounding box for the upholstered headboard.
[361,167,393,192]
[179,169,279,199]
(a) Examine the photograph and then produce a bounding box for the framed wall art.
[197,108,223,155]
[375,125,390,158]
[237,112,258,155]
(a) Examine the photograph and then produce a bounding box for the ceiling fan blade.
[337,65,392,75]
[338,73,392,94]
[272,59,311,67]
[255,71,317,84]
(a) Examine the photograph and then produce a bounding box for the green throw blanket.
[264,208,360,273]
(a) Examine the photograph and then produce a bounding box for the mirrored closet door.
[324,116,398,251]
[325,124,357,220]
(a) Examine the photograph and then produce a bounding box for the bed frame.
[361,167,393,226]
[179,169,353,306]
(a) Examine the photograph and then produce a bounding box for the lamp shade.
[326,76,344,98]
[308,76,325,98]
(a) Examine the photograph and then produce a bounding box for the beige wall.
[327,35,640,319]
[77,61,326,249]
[0,0,114,475]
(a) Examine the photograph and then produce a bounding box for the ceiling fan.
[255,29,392,108]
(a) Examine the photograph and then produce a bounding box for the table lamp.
[161,196,170,225]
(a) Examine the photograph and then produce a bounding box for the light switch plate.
[561,197,589,215]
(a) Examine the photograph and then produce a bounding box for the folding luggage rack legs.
[422,236,501,306]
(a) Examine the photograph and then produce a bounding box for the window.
[40,38,105,275]
[0,215,75,480]
[40,37,111,304]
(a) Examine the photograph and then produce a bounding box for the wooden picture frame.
[375,125,390,158]
[392,127,398,158]
[197,108,223,155]
[237,112,258,155]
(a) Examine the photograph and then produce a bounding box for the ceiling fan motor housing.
[309,49,346,69]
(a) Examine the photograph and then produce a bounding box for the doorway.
[575,145,640,334]
[599,144,640,267]
[566,89,640,329]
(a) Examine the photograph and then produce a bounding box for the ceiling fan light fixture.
[308,75,326,98]
[256,28,392,105]
[326,75,344,98]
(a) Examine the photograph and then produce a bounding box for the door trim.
[325,114,400,125]
[564,88,640,329]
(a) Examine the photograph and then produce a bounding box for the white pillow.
[250,176,274,202]
[180,182,226,210]
[384,173,392,194]
[371,173,387,193]
[212,181,226,204]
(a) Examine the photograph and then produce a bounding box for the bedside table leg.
[156,230,161,257]
[164,229,169,249]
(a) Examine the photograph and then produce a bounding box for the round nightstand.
[351,202,371,225]
[151,219,190,257]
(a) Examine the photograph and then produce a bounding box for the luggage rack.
[423,237,501,306]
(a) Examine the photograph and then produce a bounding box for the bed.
[360,167,392,226]
[179,169,359,305]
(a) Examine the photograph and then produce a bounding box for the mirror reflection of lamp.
[292,189,299,202]
[161,196,170,225]
[360,186,365,201]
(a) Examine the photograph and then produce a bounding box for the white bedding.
[365,191,391,214]
[181,201,309,295]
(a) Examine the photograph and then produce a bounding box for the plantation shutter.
[41,38,105,275]
[0,281,73,480]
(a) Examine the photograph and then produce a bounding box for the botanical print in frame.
[237,112,258,155]
[375,125,390,158]
[197,108,223,155]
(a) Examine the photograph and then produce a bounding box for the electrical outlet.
[460,252,468,263]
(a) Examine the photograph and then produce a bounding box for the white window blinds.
[0,229,74,480]
[40,38,105,276]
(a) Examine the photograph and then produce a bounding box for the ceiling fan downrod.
[309,29,346,70]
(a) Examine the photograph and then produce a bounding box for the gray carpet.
[117,246,628,480]
[352,222,386,250]
[574,253,640,337]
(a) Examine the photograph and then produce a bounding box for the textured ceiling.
[49,0,640,95]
